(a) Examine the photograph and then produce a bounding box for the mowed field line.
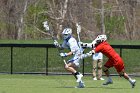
[0,74,139,93]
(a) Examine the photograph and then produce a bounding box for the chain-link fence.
[0,44,140,76]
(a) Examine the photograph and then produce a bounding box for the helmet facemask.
[62,28,72,39]
[63,34,71,39]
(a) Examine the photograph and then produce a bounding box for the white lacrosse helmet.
[62,28,72,39]
[95,34,107,42]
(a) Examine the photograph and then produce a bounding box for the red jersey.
[94,41,124,72]
[95,41,120,61]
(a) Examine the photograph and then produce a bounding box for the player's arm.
[79,40,96,48]
[59,39,75,57]
[53,40,63,49]
[66,51,73,56]
[84,49,96,57]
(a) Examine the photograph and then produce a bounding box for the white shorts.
[67,53,88,67]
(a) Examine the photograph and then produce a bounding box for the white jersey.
[62,37,81,55]
[92,52,103,60]
[61,36,86,67]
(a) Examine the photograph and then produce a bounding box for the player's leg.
[65,62,79,78]
[64,62,77,73]
[65,62,83,81]
[115,61,136,88]
[75,80,85,88]
[97,59,104,80]
[118,71,136,88]
[74,57,85,88]
[71,66,85,88]
[72,72,77,79]
[102,66,113,85]
[124,72,136,88]
[65,62,84,88]
[92,60,97,80]
[71,55,85,83]
[102,60,113,85]
[66,58,83,82]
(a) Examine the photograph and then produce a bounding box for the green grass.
[0,74,139,93]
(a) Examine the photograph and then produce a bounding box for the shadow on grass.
[56,86,130,89]
[86,86,130,89]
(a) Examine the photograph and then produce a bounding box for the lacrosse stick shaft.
[43,21,68,67]
[49,31,68,66]
[76,23,83,51]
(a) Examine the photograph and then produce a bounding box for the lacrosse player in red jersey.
[84,34,136,88]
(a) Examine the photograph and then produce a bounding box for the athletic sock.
[128,78,133,83]
[74,72,80,75]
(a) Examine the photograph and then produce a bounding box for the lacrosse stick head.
[76,23,81,34]
[43,21,55,40]
[43,21,50,31]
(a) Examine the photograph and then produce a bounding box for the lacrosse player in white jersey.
[54,28,91,88]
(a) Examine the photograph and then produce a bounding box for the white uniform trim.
[92,52,103,60]
[62,37,87,67]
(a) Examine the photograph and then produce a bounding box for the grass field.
[0,74,139,93]
[0,40,139,93]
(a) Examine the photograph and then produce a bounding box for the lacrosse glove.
[59,53,68,57]
[86,50,95,57]
[54,40,61,48]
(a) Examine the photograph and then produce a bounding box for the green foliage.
[25,1,48,24]
[103,3,126,38]
[108,40,140,45]
[94,14,125,40]
[0,22,6,29]
[24,1,48,38]
[0,22,7,38]
[104,16,125,37]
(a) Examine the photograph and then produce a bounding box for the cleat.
[76,74,83,82]
[93,77,97,80]
[103,80,113,85]
[98,77,104,80]
[75,86,85,88]
[131,79,136,88]
[75,84,85,88]
[75,81,85,88]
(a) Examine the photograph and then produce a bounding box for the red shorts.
[104,57,125,73]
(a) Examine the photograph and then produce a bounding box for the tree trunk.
[17,0,28,40]
[100,0,105,34]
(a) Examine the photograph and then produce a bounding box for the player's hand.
[59,53,68,57]
[85,52,92,57]
[78,42,83,45]
[54,40,60,47]
[85,50,95,57]
[89,50,95,54]
[79,42,87,48]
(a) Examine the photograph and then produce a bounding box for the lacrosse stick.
[43,21,68,67]
[76,23,83,53]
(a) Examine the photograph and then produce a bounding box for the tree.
[0,0,140,40]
